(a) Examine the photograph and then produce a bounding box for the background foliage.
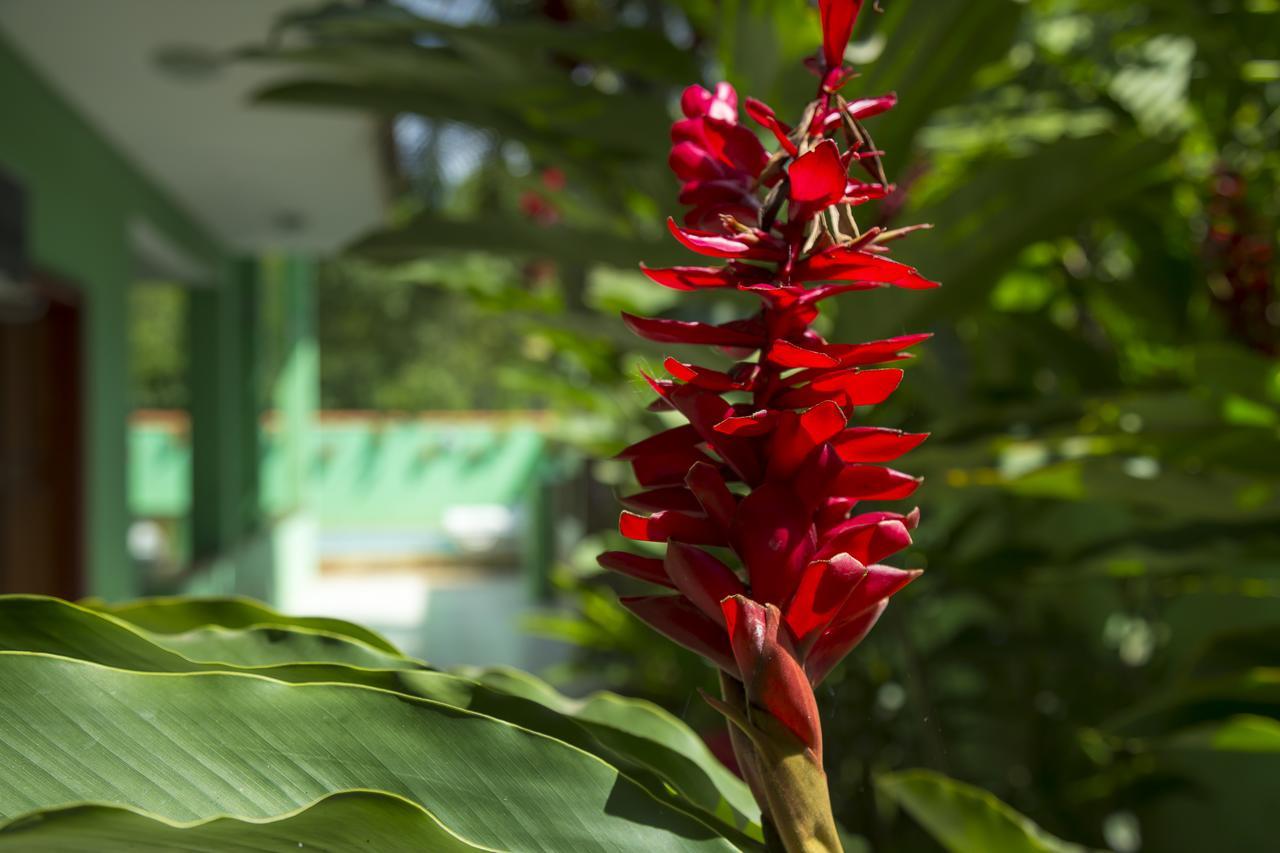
[237,1,1280,850]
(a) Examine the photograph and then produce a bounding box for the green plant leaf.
[141,623,415,669]
[1105,668,1280,737]
[1188,627,1280,679]
[460,666,760,830]
[404,671,762,842]
[1166,715,1280,753]
[0,596,426,691]
[350,210,684,268]
[267,9,700,85]
[0,792,488,853]
[0,596,759,842]
[714,0,819,104]
[250,61,669,161]
[904,134,1176,319]
[877,770,1088,853]
[84,595,402,654]
[0,652,744,852]
[858,0,1026,174]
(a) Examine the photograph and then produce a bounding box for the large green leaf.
[248,46,670,161]
[350,210,685,268]
[142,623,414,668]
[1105,668,1280,737]
[714,0,820,104]
[406,672,761,839]
[903,133,1176,319]
[1188,627,1280,679]
[87,595,401,653]
[268,7,700,84]
[1166,715,1280,754]
[0,597,759,841]
[877,770,1088,853]
[858,0,1025,173]
[0,595,408,678]
[0,652,743,852]
[462,667,759,829]
[1003,456,1280,521]
[834,133,1176,346]
[0,792,485,853]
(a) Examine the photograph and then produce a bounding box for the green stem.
[711,677,844,853]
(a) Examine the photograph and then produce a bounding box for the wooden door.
[0,273,84,597]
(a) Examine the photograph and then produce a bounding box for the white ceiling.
[0,0,387,253]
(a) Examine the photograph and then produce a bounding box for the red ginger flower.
[600,0,935,774]
[670,82,770,231]
[1203,168,1278,355]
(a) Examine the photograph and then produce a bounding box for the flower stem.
[714,674,844,853]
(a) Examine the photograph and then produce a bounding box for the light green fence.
[129,411,550,562]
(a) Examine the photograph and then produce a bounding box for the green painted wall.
[0,34,227,599]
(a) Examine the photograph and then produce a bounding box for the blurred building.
[130,411,557,664]
[0,1,558,666]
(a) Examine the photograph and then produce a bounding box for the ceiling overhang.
[0,0,388,253]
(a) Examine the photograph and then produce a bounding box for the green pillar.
[189,258,261,561]
[86,254,134,601]
[269,255,318,514]
[237,262,262,536]
[262,255,319,606]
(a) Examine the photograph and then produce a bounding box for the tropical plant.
[0,594,1083,851]
[1,3,1149,849]
[0,595,760,850]
[595,1,941,847]
[27,0,1272,849]
[232,0,1278,847]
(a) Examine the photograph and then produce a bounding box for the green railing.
[129,411,548,528]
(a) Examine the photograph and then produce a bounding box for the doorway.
[0,273,85,597]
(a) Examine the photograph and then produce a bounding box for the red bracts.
[600,0,935,761]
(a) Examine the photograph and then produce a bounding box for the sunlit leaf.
[0,653,745,852]
[877,769,1088,853]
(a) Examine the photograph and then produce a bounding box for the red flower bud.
[722,596,823,758]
